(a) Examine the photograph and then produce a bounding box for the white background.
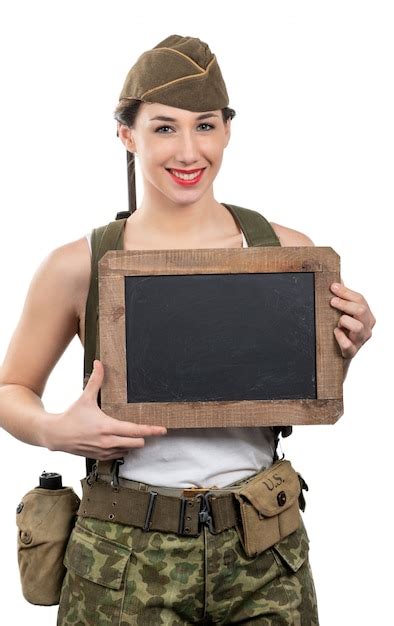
[0,1,393,624]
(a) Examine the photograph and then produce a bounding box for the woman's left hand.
[330,282,376,359]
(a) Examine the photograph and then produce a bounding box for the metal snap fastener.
[184,527,191,533]
[109,513,115,520]
[187,501,193,507]
[20,530,32,545]
[186,515,192,521]
[16,502,24,514]
[277,491,287,507]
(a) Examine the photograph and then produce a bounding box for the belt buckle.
[178,488,217,537]
[197,492,219,535]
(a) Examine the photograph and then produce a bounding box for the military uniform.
[58,492,317,625]
[57,36,319,625]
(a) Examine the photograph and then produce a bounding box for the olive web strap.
[83,218,127,388]
[222,203,280,248]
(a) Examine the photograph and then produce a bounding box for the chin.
[173,193,208,208]
[156,184,206,207]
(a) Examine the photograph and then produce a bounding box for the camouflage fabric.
[57,514,318,625]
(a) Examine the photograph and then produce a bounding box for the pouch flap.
[237,460,301,517]
[64,523,130,590]
[16,487,80,533]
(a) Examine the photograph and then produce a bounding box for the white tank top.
[85,227,276,488]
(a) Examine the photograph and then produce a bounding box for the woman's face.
[119,102,231,207]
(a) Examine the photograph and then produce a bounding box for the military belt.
[78,476,239,536]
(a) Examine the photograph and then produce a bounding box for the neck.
[131,187,223,237]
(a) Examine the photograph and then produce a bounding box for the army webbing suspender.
[83,218,128,390]
[83,205,288,475]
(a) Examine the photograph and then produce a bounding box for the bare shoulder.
[0,237,91,394]
[19,235,92,339]
[270,222,315,247]
[39,237,91,297]
[31,236,92,327]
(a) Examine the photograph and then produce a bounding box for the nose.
[174,130,200,166]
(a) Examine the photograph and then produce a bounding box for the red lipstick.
[167,168,205,186]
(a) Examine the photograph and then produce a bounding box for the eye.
[155,126,174,134]
[197,123,215,131]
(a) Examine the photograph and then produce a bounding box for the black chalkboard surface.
[125,272,316,403]
[99,247,342,427]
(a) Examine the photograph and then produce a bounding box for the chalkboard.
[124,273,316,403]
[99,247,343,428]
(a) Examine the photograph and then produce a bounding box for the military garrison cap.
[119,34,229,112]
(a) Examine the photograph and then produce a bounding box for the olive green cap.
[119,34,229,112]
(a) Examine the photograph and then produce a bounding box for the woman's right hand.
[42,360,167,460]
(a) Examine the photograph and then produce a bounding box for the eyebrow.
[149,112,220,122]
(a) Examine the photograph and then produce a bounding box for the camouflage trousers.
[57,512,318,625]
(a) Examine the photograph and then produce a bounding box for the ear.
[223,119,231,148]
[118,123,137,153]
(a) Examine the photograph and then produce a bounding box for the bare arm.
[0,242,81,444]
[0,239,166,458]
[271,222,375,380]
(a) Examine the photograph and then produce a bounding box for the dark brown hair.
[114,98,236,127]
[114,99,236,214]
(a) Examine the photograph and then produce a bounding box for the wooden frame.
[99,247,343,428]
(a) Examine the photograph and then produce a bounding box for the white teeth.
[171,169,202,180]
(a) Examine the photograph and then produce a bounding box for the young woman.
[0,35,375,625]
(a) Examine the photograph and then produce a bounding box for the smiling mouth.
[167,168,205,185]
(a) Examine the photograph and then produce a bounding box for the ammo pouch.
[234,459,302,557]
[16,486,80,605]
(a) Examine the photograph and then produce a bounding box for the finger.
[337,315,364,335]
[98,451,133,461]
[75,438,146,458]
[333,327,357,358]
[102,418,167,438]
[330,283,365,303]
[338,316,373,345]
[330,297,368,319]
[94,446,144,461]
[100,439,146,453]
[83,360,104,400]
[103,436,148,450]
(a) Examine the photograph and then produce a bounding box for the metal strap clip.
[143,491,158,531]
[86,462,98,487]
[298,474,309,512]
[110,458,124,488]
[178,497,188,535]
